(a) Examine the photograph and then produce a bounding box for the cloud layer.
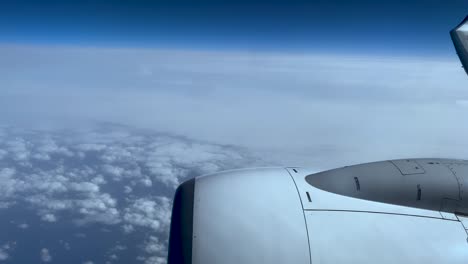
[0,125,264,263]
[1,45,468,169]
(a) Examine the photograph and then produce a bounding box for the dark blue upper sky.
[0,0,467,55]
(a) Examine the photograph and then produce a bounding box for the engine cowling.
[168,159,468,264]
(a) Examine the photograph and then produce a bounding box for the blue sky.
[0,1,468,167]
[0,0,467,55]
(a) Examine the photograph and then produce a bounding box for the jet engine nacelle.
[168,159,468,264]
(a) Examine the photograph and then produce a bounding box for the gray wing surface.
[451,16,468,76]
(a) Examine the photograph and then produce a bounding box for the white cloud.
[6,138,30,161]
[144,256,167,264]
[0,248,8,261]
[0,125,263,263]
[102,164,125,180]
[69,182,100,193]
[0,242,15,261]
[32,152,51,160]
[18,223,29,229]
[113,245,127,251]
[100,146,133,163]
[1,45,468,170]
[124,186,133,193]
[0,168,15,178]
[0,126,258,223]
[27,173,68,194]
[143,140,260,188]
[37,138,73,157]
[0,122,263,264]
[91,176,106,185]
[77,143,107,152]
[27,195,72,211]
[123,197,171,232]
[122,224,135,233]
[0,168,25,200]
[141,177,153,187]
[140,236,168,264]
[40,248,52,262]
[144,236,166,256]
[41,213,57,222]
[0,250,7,261]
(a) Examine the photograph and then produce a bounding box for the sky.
[0,0,467,54]
[0,0,468,168]
[1,1,468,264]
[1,1,468,168]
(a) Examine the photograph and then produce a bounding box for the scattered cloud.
[144,236,167,257]
[143,256,167,264]
[41,214,57,223]
[0,125,263,263]
[123,197,171,232]
[0,243,14,261]
[0,251,7,261]
[18,223,29,229]
[40,248,52,262]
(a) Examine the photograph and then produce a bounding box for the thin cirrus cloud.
[1,45,468,168]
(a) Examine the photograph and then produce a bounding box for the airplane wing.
[451,16,468,76]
